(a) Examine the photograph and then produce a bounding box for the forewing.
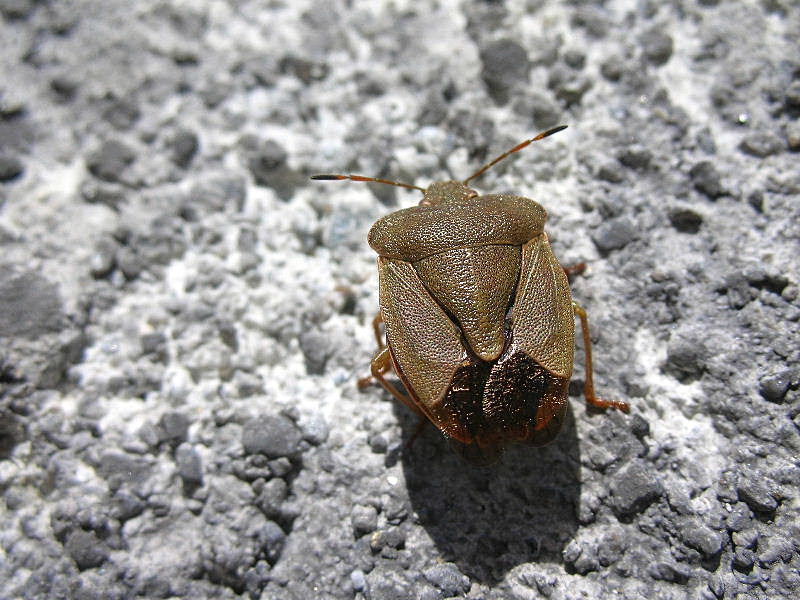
[378,258,468,429]
[510,234,575,379]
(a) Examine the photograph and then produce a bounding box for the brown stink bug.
[312,126,629,464]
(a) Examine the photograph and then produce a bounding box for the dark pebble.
[551,71,592,107]
[726,503,753,532]
[648,560,690,583]
[422,563,470,596]
[268,457,292,477]
[786,122,800,151]
[351,504,379,537]
[0,0,33,19]
[369,433,389,454]
[301,415,329,445]
[571,7,610,38]
[740,131,783,157]
[758,369,793,403]
[563,49,586,70]
[111,488,145,521]
[81,181,125,210]
[689,161,725,198]
[609,460,663,516]
[370,527,405,552]
[175,443,203,485]
[600,56,624,81]
[258,520,286,563]
[733,548,756,572]
[597,528,628,567]
[784,80,800,108]
[280,55,329,84]
[592,216,637,252]
[242,414,303,458]
[50,75,78,100]
[641,28,674,65]
[86,140,136,182]
[247,139,301,200]
[97,450,150,490]
[669,208,703,233]
[757,535,793,567]
[256,478,288,518]
[629,414,650,439]
[512,91,562,129]
[0,155,23,181]
[115,248,144,280]
[102,97,140,130]
[65,530,108,570]
[596,161,624,183]
[480,39,530,104]
[681,520,723,558]
[140,332,166,358]
[169,129,199,168]
[157,411,189,445]
[299,329,331,375]
[0,269,64,338]
[90,239,117,278]
[666,331,707,380]
[737,479,778,513]
[218,320,238,351]
[191,173,247,213]
[617,146,652,170]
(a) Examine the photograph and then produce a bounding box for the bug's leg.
[572,301,630,413]
[358,347,422,411]
[357,344,429,447]
[357,313,386,391]
[563,262,587,279]
[371,312,385,349]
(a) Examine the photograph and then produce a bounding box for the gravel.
[1,1,799,599]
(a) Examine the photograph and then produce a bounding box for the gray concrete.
[1,1,798,598]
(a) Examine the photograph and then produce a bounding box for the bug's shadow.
[393,403,581,583]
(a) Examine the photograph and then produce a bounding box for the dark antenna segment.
[462,125,568,186]
[310,173,425,192]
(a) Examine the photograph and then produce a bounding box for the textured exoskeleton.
[369,181,575,462]
[312,127,629,464]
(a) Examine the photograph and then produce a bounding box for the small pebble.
[242,414,303,458]
[737,479,778,513]
[739,131,783,157]
[641,28,673,65]
[175,443,203,486]
[758,369,793,403]
[609,460,663,516]
[0,155,23,181]
[422,563,470,597]
[689,161,725,198]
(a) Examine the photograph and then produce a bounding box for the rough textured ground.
[1,1,799,599]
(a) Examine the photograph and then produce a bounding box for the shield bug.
[312,126,629,464]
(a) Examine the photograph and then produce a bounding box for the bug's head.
[419,181,478,207]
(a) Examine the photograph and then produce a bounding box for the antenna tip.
[541,125,568,138]
[310,174,343,181]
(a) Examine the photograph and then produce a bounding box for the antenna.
[462,125,568,186]
[310,173,425,192]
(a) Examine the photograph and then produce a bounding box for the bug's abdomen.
[434,345,569,450]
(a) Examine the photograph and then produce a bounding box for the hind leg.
[572,301,630,413]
